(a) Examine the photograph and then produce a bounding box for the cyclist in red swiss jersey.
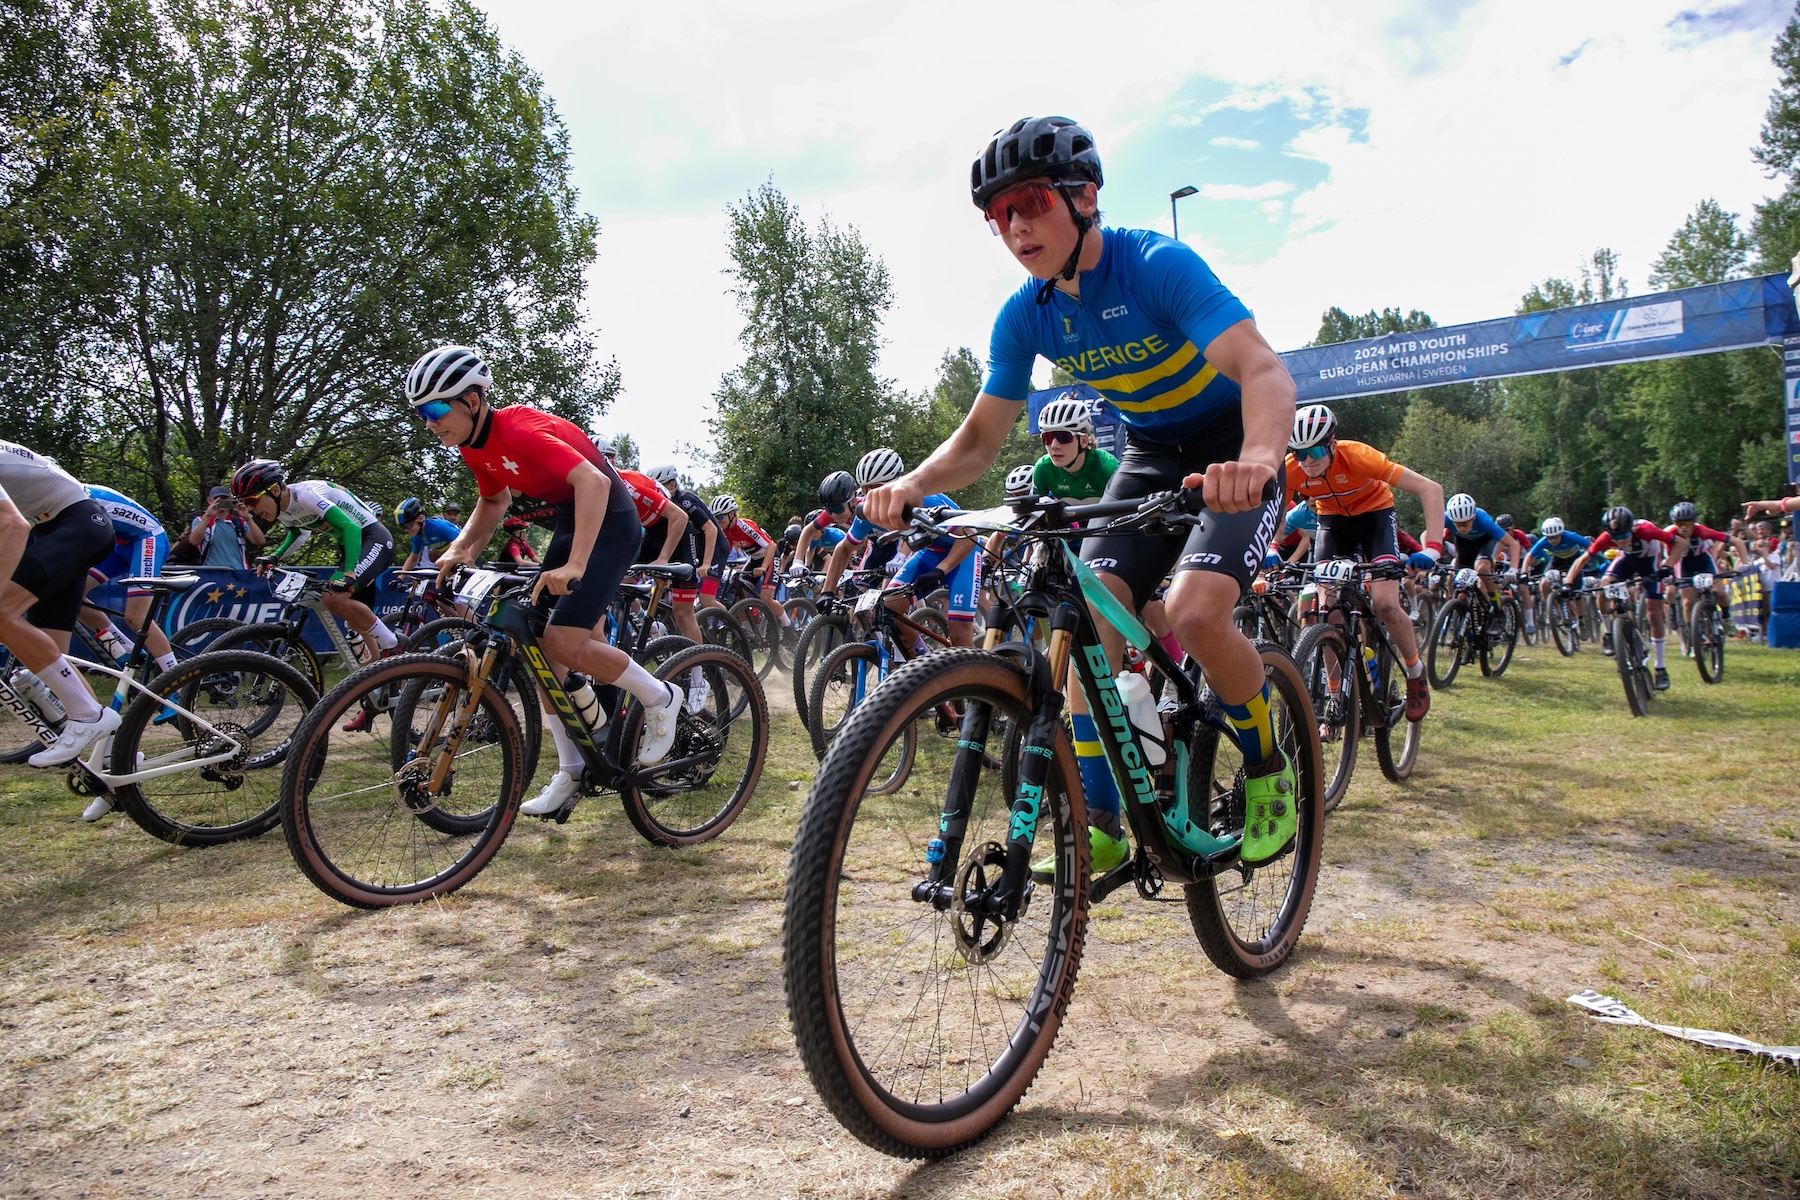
[1665,501,1746,648]
[706,494,790,626]
[1562,505,1689,690]
[404,345,687,817]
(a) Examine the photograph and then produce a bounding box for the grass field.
[1,640,1796,1198]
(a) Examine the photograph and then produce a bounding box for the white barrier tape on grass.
[1568,991,1800,1068]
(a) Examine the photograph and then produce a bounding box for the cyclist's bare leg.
[321,591,380,660]
[1371,577,1418,663]
[1165,569,1274,738]
[0,581,103,717]
[672,599,703,645]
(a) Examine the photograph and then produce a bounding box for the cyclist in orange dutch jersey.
[1283,404,1445,720]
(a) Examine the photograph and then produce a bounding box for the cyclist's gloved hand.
[816,593,839,615]
[787,562,805,578]
[1408,552,1437,570]
[252,555,275,577]
[326,576,353,594]
[911,568,945,597]
[1261,553,1282,570]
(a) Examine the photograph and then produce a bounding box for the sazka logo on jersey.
[501,456,520,474]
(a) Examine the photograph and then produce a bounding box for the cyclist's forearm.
[822,539,854,593]
[271,528,299,560]
[451,495,509,561]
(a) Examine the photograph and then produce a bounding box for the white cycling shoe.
[637,683,683,765]
[82,795,114,822]
[29,709,121,768]
[520,771,580,817]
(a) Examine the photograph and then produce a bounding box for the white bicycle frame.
[3,658,246,792]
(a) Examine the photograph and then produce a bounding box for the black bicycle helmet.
[972,117,1103,302]
[818,470,857,510]
[230,458,285,499]
[1670,501,1697,523]
[783,523,803,545]
[1495,513,1514,532]
[1603,505,1635,537]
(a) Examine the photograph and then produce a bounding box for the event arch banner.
[1279,274,1800,405]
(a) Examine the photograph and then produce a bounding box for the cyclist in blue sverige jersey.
[862,116,1298,873]
[395,497,460,571]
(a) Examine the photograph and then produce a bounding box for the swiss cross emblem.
[501,456,520,474]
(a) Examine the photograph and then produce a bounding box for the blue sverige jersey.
[1526,531,1592,563]
[87,484,163,542]
[411,517,460,556]
[848,493,956,551]
[1283,502,1317,536]
[982,227,1253,444]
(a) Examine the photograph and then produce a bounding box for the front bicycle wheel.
[810,642,915,793]
[405,616,483,653]
[1426,599,1467,689]
[167,615,246,656]
[783,648,1088,1158]
[1480,601,1519,677]
[617,643,769,845]
[729,596,786,678]
[696,607,753,667]
[108,649,318,845]
[281,654,525,908]
[1549,598,1576,657]
[1371,643,1421,783]
[1614,616,1650,717]
[1695,599,1725,684]
[1290,623,1358,812]
[1183,645,1324,978]
[791,612,849,731]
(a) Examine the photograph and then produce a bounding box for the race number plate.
[1313,559,1356,585]
[1693,573,1715,590]
[1603,582,1631,601]
[455,569,506,609]
[854,588,884,615]
[1454,567,1480,589]
[271,569,312,601]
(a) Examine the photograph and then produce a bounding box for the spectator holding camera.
[186,485,265,569]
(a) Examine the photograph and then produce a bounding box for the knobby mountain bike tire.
[791,613,851,732]
[1290,622,1357,812]
[1695,598,1725,684]
[281,653,526,908]
[1614,616,1651,717]
[207,622,327,698]
[1480,600,1519,677]
[1370,638,1421,784]
[109,648,319,845]
[783,648,1089,1159]
[728,596,787,677]
[1426,599,1467,689]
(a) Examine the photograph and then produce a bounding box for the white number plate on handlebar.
[1454,567,1480,588]
[1693,572,1715,590]
[854,589,884,615]
[271,569,312,601]
[1312,559,1356,585]
[1603,582,1631,601]
[455,569,507,608]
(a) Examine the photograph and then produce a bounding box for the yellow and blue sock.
[1221,683,1276,768]
[1069,713,1120,823]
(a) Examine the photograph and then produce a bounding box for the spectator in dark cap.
[187,484,264,569]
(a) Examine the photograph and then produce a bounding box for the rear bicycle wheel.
[1695,598,1725,684]
[108,650,318,845]
[1614,616,1650,717]
[729,596,786,677]
[617,644,769,845]
[281,654,525,907]
[783,648,1088,1158]
[1371,642,1420,783]
[168,615,246,656]
[1183,645,1324,977]
[697,607,753,668]
[405,616,483,653]
[810,642,915,793]
[1426,600,1467,689]
[1290,623,1358,812]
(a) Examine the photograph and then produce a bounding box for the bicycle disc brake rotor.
[394,755,450,813]
[950,841,1029,965]
[198,720,251,787]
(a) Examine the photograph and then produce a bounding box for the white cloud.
[1202,181,1299,202]
[1209,136,1263,149]
[473,0,1787,476]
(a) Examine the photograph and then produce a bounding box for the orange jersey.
[1285,440,1403,517]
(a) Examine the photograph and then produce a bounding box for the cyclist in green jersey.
[1030,392,1118,499]
[230,460,399,662]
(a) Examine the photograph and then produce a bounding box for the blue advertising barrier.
[84,567,418,656]
[1279,273,1800,411]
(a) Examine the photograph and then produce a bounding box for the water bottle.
[94,625,131,665]
[565,672,606,731]
[10,668,65,722]
[1114,672,1167,767]
[1362,645,1382,692]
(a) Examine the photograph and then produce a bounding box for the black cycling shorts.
[1078,413,1284,611]
[1451,534,1499,569]
[14,499,114,632]
[343,523,395,607]
[544,507,642,630]
[1604,553,1664,601]
[1315,507,1400,564]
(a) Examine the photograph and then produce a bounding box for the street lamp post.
[1170,185,1198,241]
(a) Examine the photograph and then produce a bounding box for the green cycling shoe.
[1239,753,1298,866]
[1032,825,1129,880]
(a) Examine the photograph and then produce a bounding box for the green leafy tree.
[1648,199,1749,289]
[2,0,615,523]
[885,348,1036,510]
[709,181,894,523]
[1305,305,1436,449]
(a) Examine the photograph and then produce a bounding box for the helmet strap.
[1035,185,1094,306]
[462,393,492,449]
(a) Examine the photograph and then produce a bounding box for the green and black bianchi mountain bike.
[782,486,1324,1158]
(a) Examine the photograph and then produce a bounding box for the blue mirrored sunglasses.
[1296,444,1330,461]
[414,400,453,424]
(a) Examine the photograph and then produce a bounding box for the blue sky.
[473,0,1793,476]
